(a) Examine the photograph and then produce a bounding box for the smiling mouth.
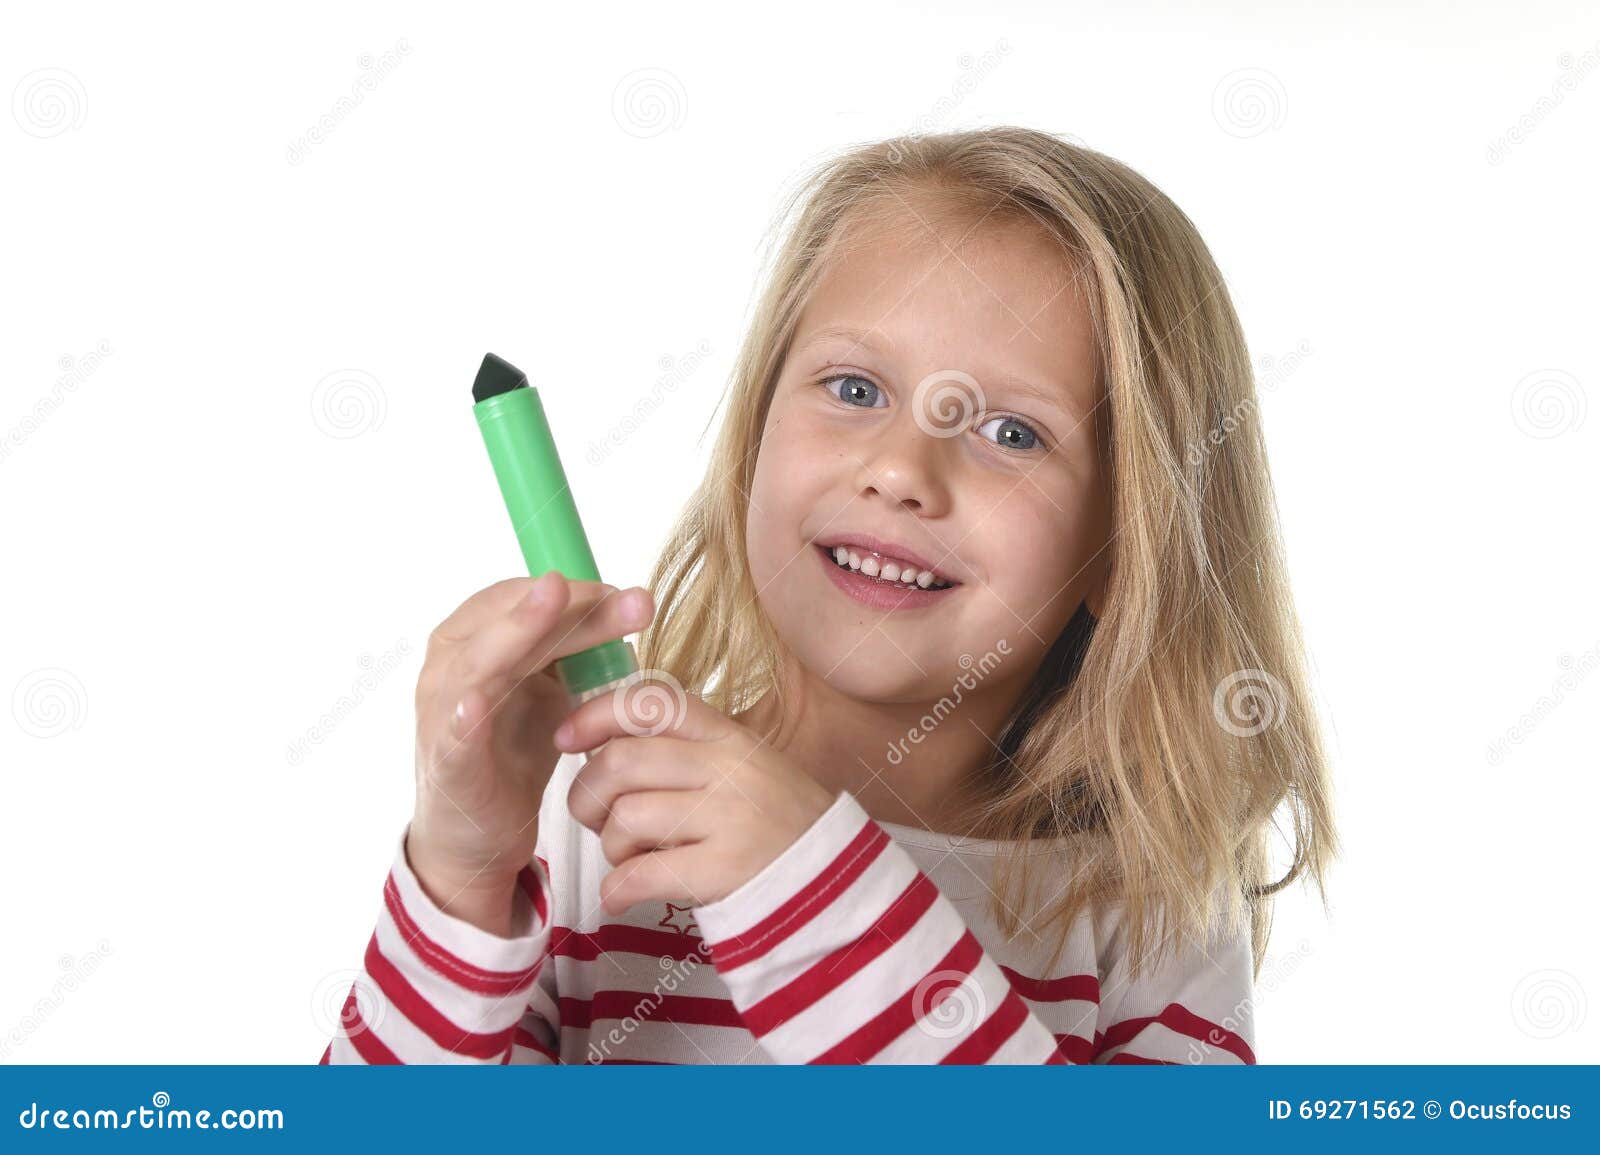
[813,544,961,609]
[819,543,957,590]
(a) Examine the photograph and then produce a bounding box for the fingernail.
[524,572,556,607]
[554,720,575,746]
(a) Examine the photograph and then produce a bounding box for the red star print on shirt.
[657,902,701,937]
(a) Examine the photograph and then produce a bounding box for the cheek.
[975,493,1090,622]
[745,418,828,582]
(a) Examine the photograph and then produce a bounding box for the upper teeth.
[829,545,952,589]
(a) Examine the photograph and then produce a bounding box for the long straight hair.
[637,126,1336,976]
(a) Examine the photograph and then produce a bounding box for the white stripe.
[758,889,966,1059]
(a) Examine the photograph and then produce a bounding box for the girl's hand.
[408,571,653,925]
[554,684,838,915]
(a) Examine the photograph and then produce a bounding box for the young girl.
[322,126,1335,1065]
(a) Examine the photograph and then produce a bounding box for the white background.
[3,1,1596,1063]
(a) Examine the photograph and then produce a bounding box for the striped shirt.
[321,750,1257,1064]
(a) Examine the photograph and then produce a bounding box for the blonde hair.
[637,126,1336,977]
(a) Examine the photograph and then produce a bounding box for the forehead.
[794,202,1100,416]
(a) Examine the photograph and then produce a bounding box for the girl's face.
[745,205,1111,707]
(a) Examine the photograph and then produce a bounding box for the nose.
[849,407,953,518]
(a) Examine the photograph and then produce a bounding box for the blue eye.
[976,415,1041,451]
[822,374,885,408]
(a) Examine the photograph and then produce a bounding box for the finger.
[566,736,711,832]
[597,789,706,866]
[455,578,650,690]
[553,677,726,753]
[516,584,653,679]
[433,572,611,646]
[599,844,709,916]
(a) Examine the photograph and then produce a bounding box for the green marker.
[472,352,640,706]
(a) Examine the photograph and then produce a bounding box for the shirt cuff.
[390,825,550,971]
[690,789,867,950]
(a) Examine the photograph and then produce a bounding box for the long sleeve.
[689,791,1257,1065]
[319,828,560,1065]
[688,791,1066,1063]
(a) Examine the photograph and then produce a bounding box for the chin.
[795,644,941,705]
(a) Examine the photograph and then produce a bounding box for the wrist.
[404,829,524,938]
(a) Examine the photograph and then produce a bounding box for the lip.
[815,544,959,610]
[812,533,955,583]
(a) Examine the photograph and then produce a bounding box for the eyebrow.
[794,324,892,358]
[796,324,1086,424]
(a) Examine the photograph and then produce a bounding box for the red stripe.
[1108,1052,1177,1064]
[553,924,714,964]
[999,968,1099,1005]
[939,988,1030,1064]
[809,930,984,1064]
[707,820,889,973]
[513,1026,558,1062]
[517,864,548,925]
[1054,1033,1094,1063]
[557,991,746,1030]
[383,873,544,996]
[340,988,403,1065]
[363,934,515,1059]
[1096,1002,1255,1064]
[740,873,940,1036]
[318,1042,331,1065]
